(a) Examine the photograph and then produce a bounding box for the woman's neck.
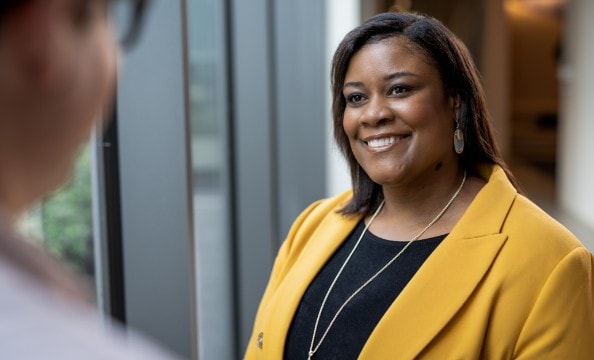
[368,169,470,241]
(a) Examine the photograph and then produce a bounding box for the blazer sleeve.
[244,199,324,359]
[513,247,594,359]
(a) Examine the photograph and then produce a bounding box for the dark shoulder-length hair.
[331,11,518,217]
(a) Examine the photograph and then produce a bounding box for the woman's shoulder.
[280,190,357,258]
[290,190,354,231]
[493,192,591,288]
[506,193,583,251]
[473,164,584,253]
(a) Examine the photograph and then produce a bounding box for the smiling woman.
[244,11,594,360]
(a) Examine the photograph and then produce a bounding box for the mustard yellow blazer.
[245,165,594,359]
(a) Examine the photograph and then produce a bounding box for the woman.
[245,12,594,359]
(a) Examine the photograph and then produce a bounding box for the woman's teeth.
[367,136,397,148]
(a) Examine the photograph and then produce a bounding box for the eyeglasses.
[109,0,150,49]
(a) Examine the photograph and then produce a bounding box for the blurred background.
[18,0,594,358]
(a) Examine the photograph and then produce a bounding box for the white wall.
[325,0,359,197]
[558,0,594,250]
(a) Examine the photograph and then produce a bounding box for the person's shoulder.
[477,164,584,253]
[0,256,178,359]
[507,194,582,249]
[499,194,590,282]
[290,190,354,230]
[282,190,355,253]
[489,194,591,301]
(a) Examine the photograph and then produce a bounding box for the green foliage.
[41,148,94,277]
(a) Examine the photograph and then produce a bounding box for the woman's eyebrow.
[384,71,418,81]
[343,71,419,90]
[343,81,364,89]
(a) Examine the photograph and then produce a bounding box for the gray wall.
[105,0,327,358]
[116,1,195,358]
[230,0,326,352]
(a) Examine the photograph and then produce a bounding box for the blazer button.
[257,332,264,349]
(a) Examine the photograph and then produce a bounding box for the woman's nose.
[359,97,394,127]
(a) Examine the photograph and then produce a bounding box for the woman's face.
[342,36,457,188]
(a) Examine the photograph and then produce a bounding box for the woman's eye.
[389,85,409,96]
[346,93,365,104]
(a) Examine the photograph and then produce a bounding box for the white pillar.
[558,0,594,250]
[324,0,359,197]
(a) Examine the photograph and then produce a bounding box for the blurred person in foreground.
[0,0,176,358]
[245,12,594,359]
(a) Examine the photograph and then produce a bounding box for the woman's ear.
[449,93,461,114]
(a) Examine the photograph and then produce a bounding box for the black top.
[284,221,446,360]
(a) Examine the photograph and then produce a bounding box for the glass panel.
[187,1,235,359]
[18,146,95,284]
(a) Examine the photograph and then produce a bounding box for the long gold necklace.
[307,171,467,360]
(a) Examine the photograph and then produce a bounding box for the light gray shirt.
[0,218,178,359]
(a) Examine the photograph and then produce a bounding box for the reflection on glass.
[187,0,234,359]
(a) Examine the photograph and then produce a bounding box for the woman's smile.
[361,134,411,152]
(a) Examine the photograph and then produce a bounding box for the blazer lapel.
[261,210,361,358]
[359,232,508,359]
[361,164,517,359]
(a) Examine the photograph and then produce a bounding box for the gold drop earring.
[454,117,464,154]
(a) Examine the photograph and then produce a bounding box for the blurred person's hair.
[0,1,22,20]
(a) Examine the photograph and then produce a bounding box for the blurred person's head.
[331,12,514,215]
[0,0,118,216]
